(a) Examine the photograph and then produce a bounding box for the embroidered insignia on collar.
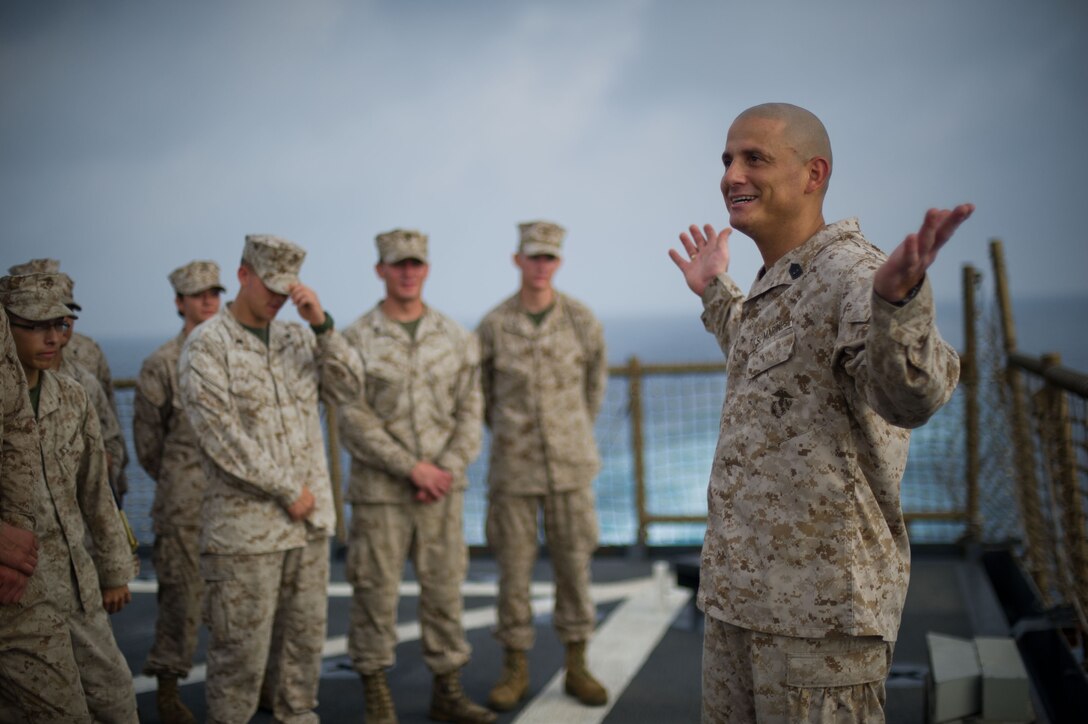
[789,263,803,279]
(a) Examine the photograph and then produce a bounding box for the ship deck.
[114,544,1046,723]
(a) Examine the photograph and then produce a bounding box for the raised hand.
[874,204,975,303]
[669,224,733,296]
[288,283,326,326]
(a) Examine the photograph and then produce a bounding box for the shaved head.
[735,103,833,185]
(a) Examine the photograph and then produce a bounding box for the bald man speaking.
[669,103,972,722]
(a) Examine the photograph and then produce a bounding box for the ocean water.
[99,294,1088,547]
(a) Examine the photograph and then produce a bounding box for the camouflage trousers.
[0,586,92,724]
[69,593,140,723]
[347,494,471,675]
[701,616,892,723]
[201,538,329,724]
[142,527,203,678]
[486,488,599,650]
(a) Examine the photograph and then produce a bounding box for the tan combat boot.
[430,670,497,724]
[362,671,398,724]
[156,676,196,724]
[564,641,608,706]
[487,649,529,711]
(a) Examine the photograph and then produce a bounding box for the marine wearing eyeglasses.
[0,272,138,722]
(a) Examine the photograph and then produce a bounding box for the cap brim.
[261,273,298,296]
[7,301,76,322]
[520,242,561,258]
[178,284,226,296]
[381,253,428,265]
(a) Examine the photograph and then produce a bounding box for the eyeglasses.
[7,319,71,334]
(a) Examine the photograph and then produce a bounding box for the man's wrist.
[311,311,334,335]
[891,280,924,307]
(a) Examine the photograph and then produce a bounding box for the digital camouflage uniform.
[0,304,92,724]
[134,260,225,685]
[134,332,206,678]
[697,219,959,722]
[8,262,122,444]
[57,355,127,499]
[179,236,362,724]
[35,369,138,723]
[338,303,482,675]
[9,261,129,503]
[477,288,607,651]
[64,331,117,416]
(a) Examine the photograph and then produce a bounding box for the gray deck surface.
[114,546,1015,723]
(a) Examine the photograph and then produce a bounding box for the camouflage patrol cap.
[55,273,80,312]
[375,229,429,265]
[0,273,77,322]
[8,259,82,311]
[518,221,565,258]
[8,258,60,276]
[242,235,306,295]
[169,260,226,295]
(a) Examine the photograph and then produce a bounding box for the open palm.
[669,224,733,296]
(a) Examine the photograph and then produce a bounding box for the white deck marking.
[512,575,691,724]
[131,573,691,700]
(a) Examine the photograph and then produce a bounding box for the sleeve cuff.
[311,311,334,335]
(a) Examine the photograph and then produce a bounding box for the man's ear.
[805,156,831,194]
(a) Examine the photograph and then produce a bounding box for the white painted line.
[131,575,673,695]
[512,578,692,724]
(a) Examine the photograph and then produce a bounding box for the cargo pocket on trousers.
[200,555,241,645]
[786,643,889,720]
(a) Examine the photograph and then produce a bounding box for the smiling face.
[720,115,811,242]
[719,104,832,252]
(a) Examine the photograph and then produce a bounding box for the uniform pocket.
[200,555,240,644]
[746,327,796,378]
[786,643,888,688]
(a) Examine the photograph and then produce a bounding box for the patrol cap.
[7,258,81,310]
[517,221,565,258]
[55,273,80,312]
[169,260,226,296]
[0,273,77,322]
[8,258,60,276]
[242,235,306,295]
[375,229,428,265]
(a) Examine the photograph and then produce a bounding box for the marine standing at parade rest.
[178,235,362,724]
[338,229,495,724]
[1,272,138,723]
[0,302,96,723]
[668,102,969,722]
[133,260,225,724]
[477,221,609,710]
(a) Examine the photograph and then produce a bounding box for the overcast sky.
[1,0,1085,339]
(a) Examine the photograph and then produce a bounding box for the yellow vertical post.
[990,239,1050,601]
[1040,353,1088,630]
[628,357,648,546]
[326,401,347,544]
[962,265,981,541]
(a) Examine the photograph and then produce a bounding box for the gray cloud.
[1,0,1085,339]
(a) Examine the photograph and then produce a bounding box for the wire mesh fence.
[113,352,975,549]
